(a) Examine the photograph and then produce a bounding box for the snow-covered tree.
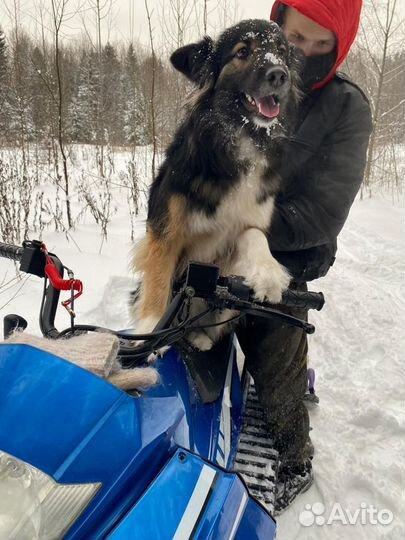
[100,42,122,144]
[122,44,149,145]
[67,51,99,142]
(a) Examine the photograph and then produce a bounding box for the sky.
[0,0,276,48]
[1,0,403,53]
[129,0,275,43]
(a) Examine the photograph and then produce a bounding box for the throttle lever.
[236,302,316,334]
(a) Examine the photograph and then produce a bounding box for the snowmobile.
[0,239,323,540]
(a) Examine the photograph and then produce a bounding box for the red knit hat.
[271,0,363,88]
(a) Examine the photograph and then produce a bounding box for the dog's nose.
[266,67,288,89]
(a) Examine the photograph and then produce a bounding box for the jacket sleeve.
[269,84,372,252]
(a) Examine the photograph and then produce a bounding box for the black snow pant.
[236,281,311,465]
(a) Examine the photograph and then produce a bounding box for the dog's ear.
[170,37,214,84]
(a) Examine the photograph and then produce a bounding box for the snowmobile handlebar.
[0,240,63,338]
[217,274,325,312]
[1,243,325,364]
[0,242,24,262]
[0,241,324,314]
[176,262,324,334]
[117,263,324,365]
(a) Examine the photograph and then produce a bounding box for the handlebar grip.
[0,242,24,262]
[280,289,325,311]
[220,275,325,311]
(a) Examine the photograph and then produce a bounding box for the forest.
[0,0,403,243]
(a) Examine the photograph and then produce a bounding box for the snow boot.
[304,436,315,459]
[274,458,313,515]
[304,367,320,406]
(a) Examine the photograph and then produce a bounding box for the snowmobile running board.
[234,381,279,516]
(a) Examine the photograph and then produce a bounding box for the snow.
[0,147,404,539]
[264,52,283,65]
[278,192,405,539]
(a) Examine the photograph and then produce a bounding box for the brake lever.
[238,303,315,334]
[208,289,315,334]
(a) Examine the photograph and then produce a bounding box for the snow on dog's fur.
[132,19,301,351]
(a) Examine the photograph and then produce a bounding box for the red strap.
[44,262,83,293]
[41,244,83,313]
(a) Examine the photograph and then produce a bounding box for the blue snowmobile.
[0,240,323,539]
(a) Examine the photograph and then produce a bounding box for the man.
[237,0,372,512]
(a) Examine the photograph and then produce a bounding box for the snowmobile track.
[234,381,279,516]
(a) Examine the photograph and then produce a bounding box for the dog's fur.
[132,19,301,351]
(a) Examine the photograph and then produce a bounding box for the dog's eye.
[278,45,287,55]
[236,46,250,60]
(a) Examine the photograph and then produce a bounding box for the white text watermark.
[299,502,394,527]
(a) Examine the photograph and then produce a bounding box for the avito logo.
[299,502,394,527]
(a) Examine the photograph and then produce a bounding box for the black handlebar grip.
[4,314,28,339]
[0,242,24,262]
[280,289,325,311]
[222,275,325,311]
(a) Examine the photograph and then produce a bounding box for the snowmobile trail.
[339,223,405,312]
[277,197,405,539]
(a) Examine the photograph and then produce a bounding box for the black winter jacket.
[269,72,372,282]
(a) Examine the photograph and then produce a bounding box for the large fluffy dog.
[133,19,301,351]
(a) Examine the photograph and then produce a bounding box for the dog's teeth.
[246,94,256,106]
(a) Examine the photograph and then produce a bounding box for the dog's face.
[171,19,302,130]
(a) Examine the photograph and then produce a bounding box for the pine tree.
[6,31,35,145]
[30,46,52,140]
[101,42,121,144]
[67,51,99,142]
[122,44,149,145]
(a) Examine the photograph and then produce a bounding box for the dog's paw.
[148,345,170,363]
[186,331,214,352]
[244,259,291,303]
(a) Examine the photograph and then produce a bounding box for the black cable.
[187,313,243,330]
[54,296,203,341]
[57,295,194,342]
[39,275,48,330]
[118,307,216,366]
[145,309,211,352]
[57,324,170,340]
[118,306,214,357]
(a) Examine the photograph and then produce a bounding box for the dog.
[132,19,301,352]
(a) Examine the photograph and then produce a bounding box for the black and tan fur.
[133,19,301,351]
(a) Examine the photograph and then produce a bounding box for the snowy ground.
[277,194,405,539]
[0,147,404,539]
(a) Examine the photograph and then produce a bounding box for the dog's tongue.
[257,95,280,119]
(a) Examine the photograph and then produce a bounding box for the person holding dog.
[237,0,372,512]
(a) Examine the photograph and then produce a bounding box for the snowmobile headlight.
[0,450,101,540]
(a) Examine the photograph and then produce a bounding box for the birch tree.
[346,0,405,194]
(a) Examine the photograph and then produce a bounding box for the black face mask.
[300,51,336,92]
[274,4,336,91]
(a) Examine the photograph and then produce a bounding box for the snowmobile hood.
[271,0,363,89]
[0,343,186,539]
